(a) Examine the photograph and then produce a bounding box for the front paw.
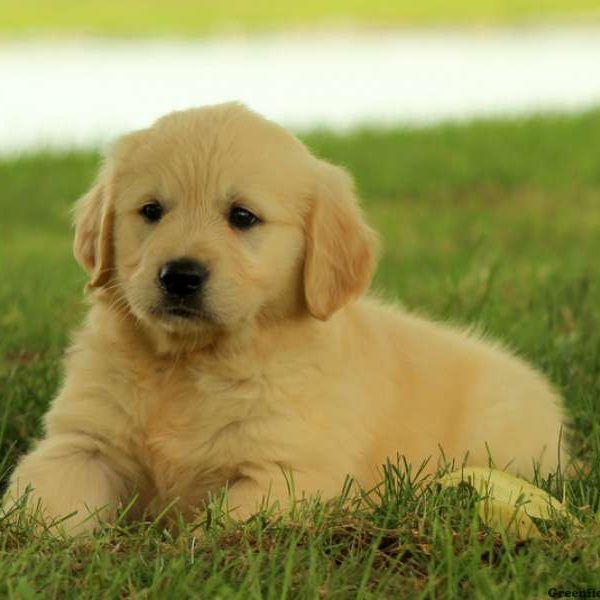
[3,436,127,536]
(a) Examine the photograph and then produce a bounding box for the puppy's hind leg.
[3,434,129,535]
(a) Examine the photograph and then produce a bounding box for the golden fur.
[4,103,567,533]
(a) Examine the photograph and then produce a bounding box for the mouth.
[151,304,210,321]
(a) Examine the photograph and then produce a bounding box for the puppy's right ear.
[73,174,115,290]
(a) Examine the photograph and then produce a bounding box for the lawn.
[3,0,600,36]
[1,111,600,597]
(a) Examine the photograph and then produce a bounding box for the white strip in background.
[1,28,600,155]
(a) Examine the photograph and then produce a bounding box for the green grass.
[1,110,600,597]
[3,0,600,36]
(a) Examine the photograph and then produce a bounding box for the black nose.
[158,258,209,298]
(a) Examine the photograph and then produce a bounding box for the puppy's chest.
[132,365,272,501]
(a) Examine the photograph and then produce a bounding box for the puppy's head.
[74,103,377,346]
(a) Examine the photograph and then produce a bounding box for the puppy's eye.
[229,205,261,230]
[139,201,164,223]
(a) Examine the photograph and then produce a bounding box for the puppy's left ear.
[304,161,379,321]
[73,171,115,290]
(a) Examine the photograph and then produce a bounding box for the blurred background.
[2,0,600,155]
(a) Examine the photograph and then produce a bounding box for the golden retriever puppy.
[4,103,567,534]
